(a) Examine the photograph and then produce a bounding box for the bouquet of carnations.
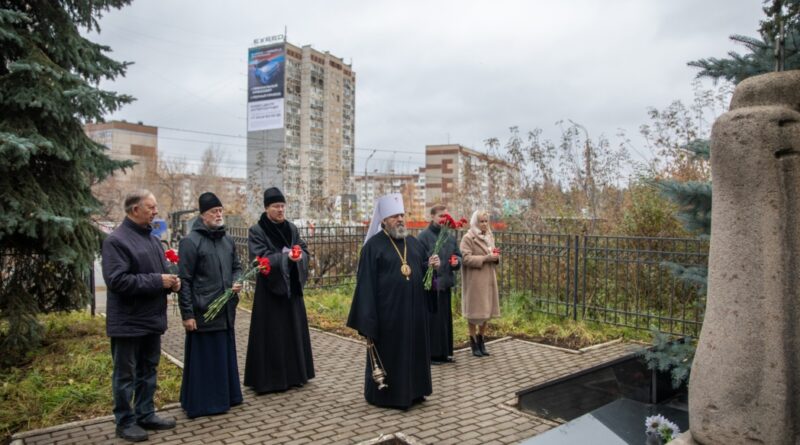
[423,214,467,291]
[203,256,271,322]
[165,248,180,315]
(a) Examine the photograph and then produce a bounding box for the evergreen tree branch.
[0,0,134,364]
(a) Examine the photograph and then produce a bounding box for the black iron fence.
[228,225,368,288]
[228,225,708,336]
[495,233,708,336]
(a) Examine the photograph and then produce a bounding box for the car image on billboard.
[255,55,285,85]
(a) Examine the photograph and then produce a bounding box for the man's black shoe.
[116,424,148,442]
[138,415,176,430]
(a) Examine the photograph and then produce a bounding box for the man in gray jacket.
[102,190,179,442]
[178,192,243,418]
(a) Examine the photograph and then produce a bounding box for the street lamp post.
[364,149,376,220]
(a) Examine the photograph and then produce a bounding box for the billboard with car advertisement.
[247,43,285,131]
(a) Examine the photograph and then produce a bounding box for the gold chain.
[383,230,411,280]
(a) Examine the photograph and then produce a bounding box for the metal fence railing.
[227,225,708,336]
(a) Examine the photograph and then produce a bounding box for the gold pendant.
[400,263,411,280]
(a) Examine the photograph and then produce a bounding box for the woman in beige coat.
[460,210,500,357]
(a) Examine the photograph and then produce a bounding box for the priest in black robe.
[178,192,243,419]
[417,204,462,364]
[244,187,315,393]
[347,193,440,409]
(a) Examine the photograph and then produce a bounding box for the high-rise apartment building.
[246,39,355,222]
[425,144,520,218]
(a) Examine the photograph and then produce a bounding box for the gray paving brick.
[16,307,632,445]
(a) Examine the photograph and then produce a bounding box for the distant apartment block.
[85,121,158,221]
[354,170,426,222]
[85,120,248,221]
[175,174,247,212]
[85,120,158,184]
[425,144,521,218]
[246,40,355,222]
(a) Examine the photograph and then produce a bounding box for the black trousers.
[110,334,161,427]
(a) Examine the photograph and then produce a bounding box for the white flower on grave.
[659,420,680,441]
[645,414,667,434]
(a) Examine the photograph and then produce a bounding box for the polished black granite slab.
[520,398,689,445]
[518,351,685,422]
[517,348,688,444]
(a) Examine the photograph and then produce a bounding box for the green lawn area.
[0,312,182,442]
[240,284,651,349]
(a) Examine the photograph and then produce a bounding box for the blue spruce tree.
[689,0,800,82]
[0,1,134,363]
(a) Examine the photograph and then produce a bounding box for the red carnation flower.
[438,213,460,229]
[256,256,271,276]
[205,255,272,322]
[291,245,302,260]
[165,249,179,264]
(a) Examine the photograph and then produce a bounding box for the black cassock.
[347,231,432,409]
[244,214,315,393]
[417,223,462,361]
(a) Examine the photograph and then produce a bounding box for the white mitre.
[364,193,405,245]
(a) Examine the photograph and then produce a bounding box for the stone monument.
[686,70,800,444]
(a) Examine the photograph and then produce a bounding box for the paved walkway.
[14,299,634,445]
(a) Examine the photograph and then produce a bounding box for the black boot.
[470,336,483,357]
[477,334,490,356]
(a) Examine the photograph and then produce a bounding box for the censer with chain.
[366,338,388,390]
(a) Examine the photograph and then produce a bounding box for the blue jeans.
[110,335,161,427]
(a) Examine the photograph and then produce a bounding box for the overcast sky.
[90,0,763,178]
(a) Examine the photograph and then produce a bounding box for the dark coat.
[347,232,432,409]
[178,219,243,332]
[418,223,462,359]
[244,217,315,392]
[102,218,170,337]
[246,221,309,297]
[417,222,462,290]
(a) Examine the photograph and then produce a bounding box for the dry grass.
[0,312,182,443]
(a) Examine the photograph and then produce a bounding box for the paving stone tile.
[15,307,633,444]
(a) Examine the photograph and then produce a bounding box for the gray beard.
[206,217,224,229]
[386,225,407,239]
